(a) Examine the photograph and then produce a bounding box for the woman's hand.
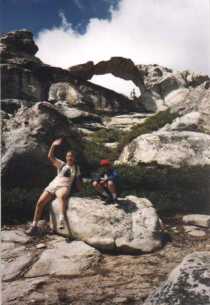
[52,138,63,147]
[48,138,63,168]
[99,178,107,186]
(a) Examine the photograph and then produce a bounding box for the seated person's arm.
[75,177,82,192]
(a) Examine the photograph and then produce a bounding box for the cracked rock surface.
[2,220,210,305]
[143,251,210,305]
[50,195,162,253]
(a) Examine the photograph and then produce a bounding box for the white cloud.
[36,0,210,96]
[58,11,72,31]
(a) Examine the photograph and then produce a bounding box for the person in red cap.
[92,159,118,204]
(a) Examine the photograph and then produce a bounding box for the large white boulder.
[118,131,210,168]
[160,112,201,132]
[1,101,81,188]
[50,195,162,254]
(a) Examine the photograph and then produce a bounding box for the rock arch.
[68,57,146,94]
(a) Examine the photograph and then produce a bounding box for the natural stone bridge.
[68,57,146,94]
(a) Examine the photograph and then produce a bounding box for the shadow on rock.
[114,199,138,213]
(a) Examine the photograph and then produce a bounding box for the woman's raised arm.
[48,138,64,169]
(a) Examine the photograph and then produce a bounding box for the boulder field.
[1,29,210,305]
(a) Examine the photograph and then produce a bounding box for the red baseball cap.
[100,159,111,166]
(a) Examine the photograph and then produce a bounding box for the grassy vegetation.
[116,163,210,190]
[81,140,118,174]
[83,109,178,164]
[80,109,179,175]
[117,164,210,214]
[117,109,178,153]
[90,128,122,144]
[2,164,209,224]
[81,164,210,215]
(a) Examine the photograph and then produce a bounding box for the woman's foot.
[26,226,40,236]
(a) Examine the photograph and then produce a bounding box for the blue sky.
[1,0,119,36]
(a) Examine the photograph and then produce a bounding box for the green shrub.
[81,109,178,175]
[2,187,43,224]
[115,164,210,215]
[78,164,210,215]
[116,163,210,190]
[90,128,122,144]
[79,180,97,198]
[81,140,119,175]
[118,110,178,153]
[2,163,209,225]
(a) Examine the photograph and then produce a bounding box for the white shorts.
[45,177,72,195]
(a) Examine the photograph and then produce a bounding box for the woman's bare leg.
[55,187,70,215]
[33,191,54,226]
[55,187,70,228]
[26,191,54,235]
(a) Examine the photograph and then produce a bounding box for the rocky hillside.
[1,29,210,305]
[1,30,210,222]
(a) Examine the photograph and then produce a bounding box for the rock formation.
[118,131,210,168]
[143,251,210,305]
[2,29,210,210]
[183,214,210,228]
[50,195,162,254]
[1,30,138,114]
[68,57,146,94]
[117,131,210,212]
[68,58,210,113]
[2,30,209,115]
[1,101,82,188]
[1,28,210,305]
[48,80,137,114]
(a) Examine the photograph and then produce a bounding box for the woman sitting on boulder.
[92,159,118,204]
[27,138,82,236]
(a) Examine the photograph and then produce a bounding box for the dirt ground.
[2,216,210,305]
